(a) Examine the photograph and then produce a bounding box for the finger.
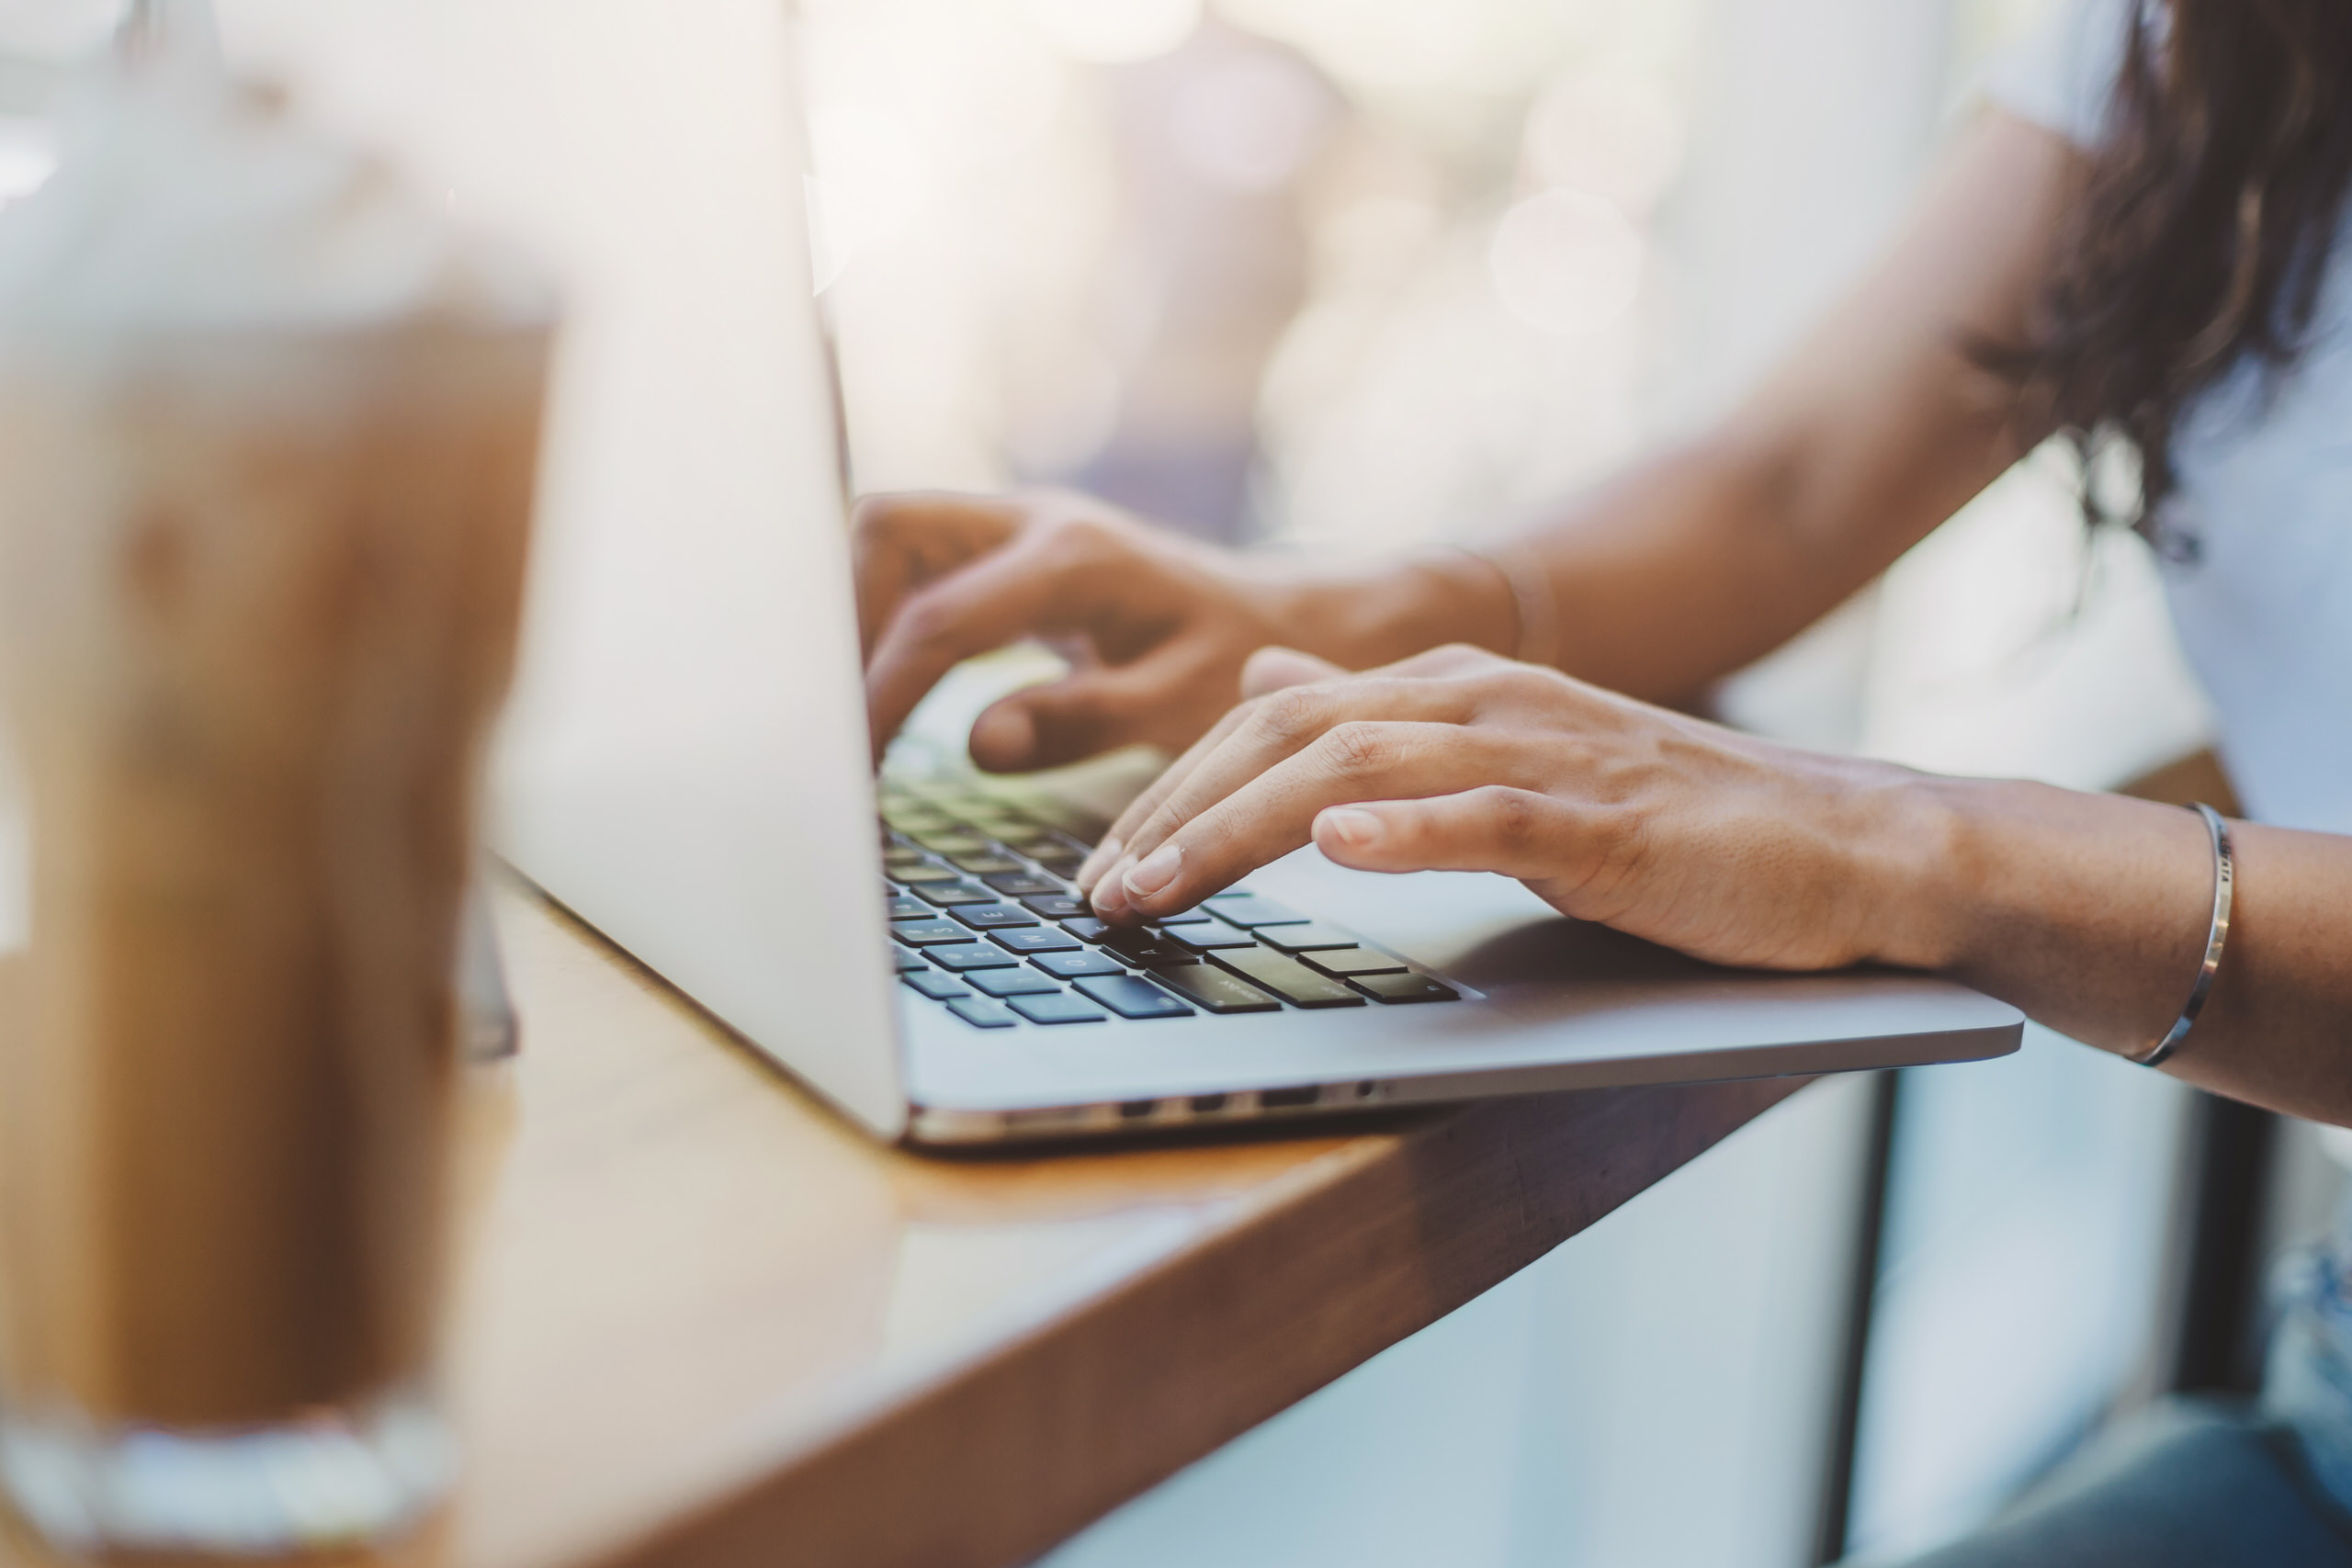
[1239,645,1346,699]
[850,491,1023,660]
[1077,696,1261,893]
[1370,642,1521,681]
[1108,723,1544,919]
[1093,677,1482,913]
[1314,786,1585,879]
[967,638,1216,773]
[864,529,1091,760]
[1081,652,1553,897]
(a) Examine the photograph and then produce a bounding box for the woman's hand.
[853,490,1512,771]
[1078,645,1947,973]
[1071,643,2352,1131]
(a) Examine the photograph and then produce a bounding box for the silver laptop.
[226,0,2020,1145]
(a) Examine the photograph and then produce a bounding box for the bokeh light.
[1487,186,1643,335]
[1167,51,1328,192]
[1020,0,1202,64]
[805,0,1694,536]
[1521,72,1683,212]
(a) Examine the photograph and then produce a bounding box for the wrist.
[1256,548,1518,671]
[1845,770,1980,973]
[1860,775,2218,1048]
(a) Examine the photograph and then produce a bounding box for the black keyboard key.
[1213,948,1366,1008]
[1204,895,1309,929]
[1061,917,1113,942]
[1351,971,1461,1004]
[886,895,931,921]
[914,831,990,855]
[1099,928,1194,967]
[901,970,968,1000]
[949,852,1026,876]
[1008,992,1107,1025]
[992,927,1080,954]
[1034,949,1125,979]
[1303,946,1410,976]
[891,919,972,946]
[916,882,996,907]
[1152,964,1282,1014]
[1075,975,1194,1020]
[1165,922,1257,953]
[946,997,1019,1029]
[968,967,1062,998]
[890,947,929,972]
[1023,894,1090,919]
[1029,847,1085,874]
[952,903,1038,931]
[891,861,962,886]
[1153,907,1211,926]
[986,872,1065,897]
[928,942,1020,971]
[1255,922,1361,953]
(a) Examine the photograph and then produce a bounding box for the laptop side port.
[1188,1092,1229,1114]
[1260,1085,1319,1111]
[1118,1099,1160,1121]
[1001,1103,1117,1133]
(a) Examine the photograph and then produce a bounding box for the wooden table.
[0,882,1811,1568]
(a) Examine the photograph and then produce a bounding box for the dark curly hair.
[1994,0,2352,558]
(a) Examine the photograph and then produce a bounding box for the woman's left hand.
[1077,645,1946,974]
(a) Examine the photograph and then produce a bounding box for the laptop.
[222,0,2021,1145]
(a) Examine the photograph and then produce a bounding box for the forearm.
[1271,434,1868,700]
[1508,438,1867,704]
[1883,777,2352,1125]
[1284,415,2001,705]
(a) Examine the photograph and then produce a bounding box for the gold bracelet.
[2133,802,2233,1069]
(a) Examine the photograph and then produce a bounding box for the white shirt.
[1989,0,2352,834]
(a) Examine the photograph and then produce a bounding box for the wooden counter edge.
[596,1074,1814,1568]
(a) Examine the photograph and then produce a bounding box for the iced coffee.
[0,73,551,1552]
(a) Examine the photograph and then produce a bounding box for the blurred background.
[0,0,2339,1562]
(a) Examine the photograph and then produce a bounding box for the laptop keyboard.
[879,784,1462,1029]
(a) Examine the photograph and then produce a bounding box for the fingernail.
[1076,835,1122,895]
[1091,863,1134,917]
[1123,842,1182,899]
[1320,807,1383,849]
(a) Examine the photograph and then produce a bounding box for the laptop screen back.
[216,0,909,1135]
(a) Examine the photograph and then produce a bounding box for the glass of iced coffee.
[0,70,551,1555]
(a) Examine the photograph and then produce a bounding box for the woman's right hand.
[853,489,1510,773]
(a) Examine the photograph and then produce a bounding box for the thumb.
[1240,645,1347,699]
[968,656,1191,773]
